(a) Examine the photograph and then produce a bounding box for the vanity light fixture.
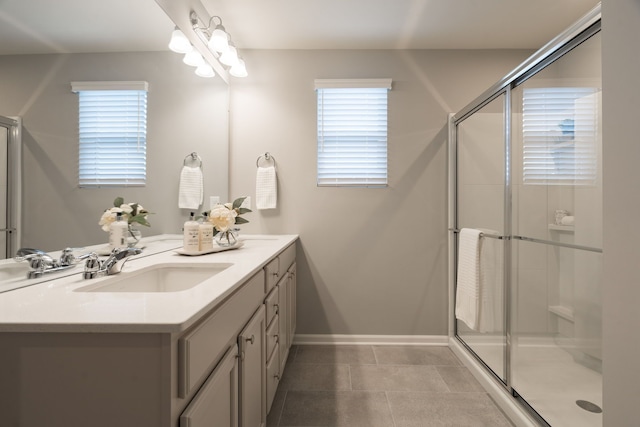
[168,27,192,54]
[229,57,248,78]
[195,63,216,78]
[189,11,247,77]
[219,42,238,67]
[208,19,230,53]
[183,50,205,67]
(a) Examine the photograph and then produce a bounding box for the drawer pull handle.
[274,374,280,380]
[274,334,279,343]
[246,334,255,345]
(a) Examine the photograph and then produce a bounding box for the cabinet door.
[288,263,297,343]
[180,345,239,427]
[277,278,289,374]
[238,305,266,427]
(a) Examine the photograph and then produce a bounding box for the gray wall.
[228,49,530,336]
[0,51,229,252]
[602,1,640,425]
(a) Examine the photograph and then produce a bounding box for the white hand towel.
[178,166,203,209]
[455,228,483,330]
[256,166,277,210]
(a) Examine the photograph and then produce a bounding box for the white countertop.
[0,234,298,334]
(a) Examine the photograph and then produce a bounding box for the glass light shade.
[183,50,205,67]
[168,28,192,54]
[195,63,215,78]
[208,27,230,53]
[229,58,248,78]
[219,45,238,66]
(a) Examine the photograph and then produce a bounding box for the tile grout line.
[384,391,398,427]
[433,365,452,393]
[273,390,287,427]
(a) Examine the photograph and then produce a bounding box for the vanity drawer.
[264,257,280,293]
[265,313,279,358]
[264,286,279,327]
[178,269,265,398]
[266,344,280,413]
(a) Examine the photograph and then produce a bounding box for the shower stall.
[0,115,21,260]
[449,6,602,427]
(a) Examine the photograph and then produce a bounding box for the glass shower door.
[510,30,602,427]
[0,125,7,259]
[455,93,507,382]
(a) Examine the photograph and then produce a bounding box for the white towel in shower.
[455,228,483,330]
[477,228,503,333]
[256,166,277,210]
[178,165,203,209]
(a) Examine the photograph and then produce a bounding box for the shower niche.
[451,6,602,427]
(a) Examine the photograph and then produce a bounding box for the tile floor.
[267,345,514,427]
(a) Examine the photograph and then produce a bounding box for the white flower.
[209,205,237,232]
[120,204,133,215]
[99,210,116,232]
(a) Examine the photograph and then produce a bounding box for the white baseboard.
[292,334,448,346]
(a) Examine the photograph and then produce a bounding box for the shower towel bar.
[449,229,602,252]
[512,235,602,253]
[449,228,505,240]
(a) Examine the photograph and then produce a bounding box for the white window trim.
[315,79,391,188]
[72,81,148,188]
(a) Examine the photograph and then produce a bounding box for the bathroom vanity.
[0,234,298,427]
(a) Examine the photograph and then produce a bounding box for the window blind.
[522,87,599,186]
[316,79,391,187]
[71,81,148,187]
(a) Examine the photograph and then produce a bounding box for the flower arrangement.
[207,197,251,246]
[99,196,151,232]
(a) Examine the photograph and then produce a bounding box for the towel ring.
[184,152,203,168]
[256,152,276,168]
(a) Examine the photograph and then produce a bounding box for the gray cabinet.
[180,345,239,427]
[238,305,266,427]
[264,244,297,414]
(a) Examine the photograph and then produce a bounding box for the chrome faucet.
[15,247,84,279]
[83,247,142,279]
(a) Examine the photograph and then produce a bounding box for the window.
[71,81,148,187]
[315,79,391,187]
[521,87,599,185]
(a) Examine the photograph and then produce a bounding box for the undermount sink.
[75,263,232,293]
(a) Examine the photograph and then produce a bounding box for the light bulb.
[168,28,192,54]
[208,27,229,53]
[195,63,215,78]
[229,58,248,78]
[183,50,205,67]
[219,44,238,66]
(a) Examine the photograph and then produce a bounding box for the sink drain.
[576,400,603,413]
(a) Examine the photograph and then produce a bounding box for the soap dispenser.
[183,212,200,253]
[199,212,214,251]
[109,212,128,250]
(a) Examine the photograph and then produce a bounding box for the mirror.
[0,0,230,278]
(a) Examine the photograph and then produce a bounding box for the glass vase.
[215,229,238,247]
[127,225,142,247]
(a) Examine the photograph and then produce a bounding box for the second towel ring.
[184,152,203,168]
[256,152,276,168]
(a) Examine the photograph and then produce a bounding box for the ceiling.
[0,0,599,55]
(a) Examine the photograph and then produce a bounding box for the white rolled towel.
[561,216,575,226]
[178,166,203,209]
